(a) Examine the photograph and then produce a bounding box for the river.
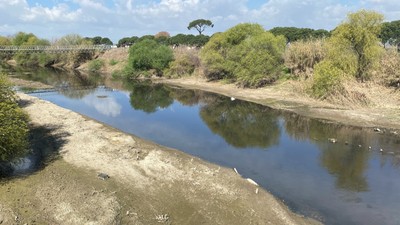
[3,67,400,225]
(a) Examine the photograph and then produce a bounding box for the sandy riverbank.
[0,93,320,225]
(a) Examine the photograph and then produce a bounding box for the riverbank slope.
[0,93,320,225]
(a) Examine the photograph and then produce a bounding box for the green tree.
[117,36,139,47]
[330,10,384,81]
[0,74,29,161]
[380,20,400,45]
[200,23,286,87]
[100,37,113,45]
[269,27,330,42]
[188,19,214,35]
[128,39,174,76]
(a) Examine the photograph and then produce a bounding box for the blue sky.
[0,0,399,43]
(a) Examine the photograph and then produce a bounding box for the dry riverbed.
[0,93,320,225]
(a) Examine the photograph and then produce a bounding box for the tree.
[188,19,214,35]
[380,20,400,45]
[200,23,286,87]
[117,36,138,47]
[329,9,384,81]
[269,27,330,42]
[128,39,174,76]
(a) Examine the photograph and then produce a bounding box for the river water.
[4,67,400,225]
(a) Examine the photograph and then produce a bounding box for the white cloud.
[83,94,122,117]
[22,3,82,22]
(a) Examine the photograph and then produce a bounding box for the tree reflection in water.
[128,81,174,113]
[284,114,369,192]
[200,97,280,148]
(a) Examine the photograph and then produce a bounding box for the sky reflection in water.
[18,72,400,225]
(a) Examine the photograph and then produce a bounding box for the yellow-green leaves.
[200,23,286,87]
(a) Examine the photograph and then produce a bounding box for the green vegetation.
[127,39,174,77]
[311,10,384,98]
[109,59,118,66]
[187,19,214,35]
[380,20,400,45]
[0,74,29,161]
[200,23,286,87]
[269,27,330,42]
[86,36,113,45]
[88,59,104,72]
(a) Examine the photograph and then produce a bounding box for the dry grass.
[164,46,202,78]
[284,39,326,79]
[372,48,400,87]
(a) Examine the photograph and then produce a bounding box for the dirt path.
[158,77,400,131]
[0,93,320,225]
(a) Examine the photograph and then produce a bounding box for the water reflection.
[82,91,122,117]
[127,81,174,113]
[200,98,280,148]
[12,73,400,225]
[11,67,104,99]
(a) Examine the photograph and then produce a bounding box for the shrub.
[164,47,200,78]
[200,23,286,87]
[311,60,344,98]
[284,39,326,79]
[128,39,174,76]
[328,10,384,82]
[0,74,29,161]
[109,59,118,66]
[88,59,104,72]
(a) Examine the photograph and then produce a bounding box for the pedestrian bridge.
[0,45,112,54]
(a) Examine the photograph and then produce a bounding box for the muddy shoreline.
[0,93,320,225]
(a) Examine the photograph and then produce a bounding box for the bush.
[284,39,326,78]
[311,60,344,98]
[128,39,174,77]
[88,59,104,72]
[0,74,29,161]
[200,23,286,87]
[164,47,200,78]
[109,59,118,66]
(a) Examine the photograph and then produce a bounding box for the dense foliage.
[85,36,113,45]
[128,39,174,77]
[0,74,29,161]
[269,27,330,42]
[380,20,400,45]
[200,23,286,87]
[311,10,384,97]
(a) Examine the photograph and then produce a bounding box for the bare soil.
[0,93,320,225]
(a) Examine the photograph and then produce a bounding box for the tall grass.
[284,39,326,79]
[164,46,201,78]
[373,48,400,88]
